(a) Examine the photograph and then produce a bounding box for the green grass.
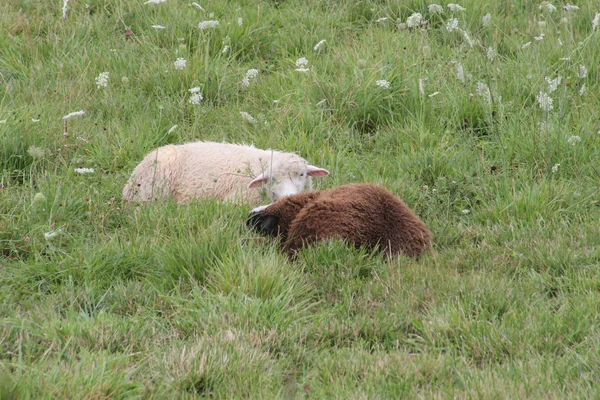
[1,0,600,397]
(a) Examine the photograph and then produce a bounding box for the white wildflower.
[446,18,459,32]
[152,25,166,29]
[241,68,259,87]
[551,164,560,173]
[296,57,309,68]
[167,125,177,135]
[453,62,465,82]
[222,45,230,54]
[461,209,470,214]
[579,84,586,96]
[419,78,427,95]
[198,20,219,30]
[487,47,497,61]
[376,79,391,89]
[559,57,570,61]
[545,76,562,93]
[62,110,86,120]
[144,0,167,4]
[428,4,443,13]
[376,17,389,23]
[74,168,95,174]
[539,2,557,13]
[482,13,491,27]
[240,111,257,124]
[62,0,69,19]
[191,2,205,11]
[448,4,465,11]
[534,33,545,41]
[44,229,63,241]
[238,17,243,26]
[521,41,532,49]
[428,91,440,98]
[314,39,326,51]
[536,91,553,112]
[577,65,587,79]
[476,82,492,104]
[406,13,423,28]
[95,72,109,88]
[27,146,45,158]
[31,118,40,123]
[563,4,579,12]
[174,58,187,70]
[567,135,581,145]
[593,12,600,30]
[188,88,203,104]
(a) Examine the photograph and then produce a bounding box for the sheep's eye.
[300,173,305,177]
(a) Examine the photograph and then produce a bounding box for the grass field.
[1,0,600,398]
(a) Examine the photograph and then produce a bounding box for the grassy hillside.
[1,0,599,397]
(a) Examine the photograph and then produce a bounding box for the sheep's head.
[247,157,328,201]
[247,191,323,240]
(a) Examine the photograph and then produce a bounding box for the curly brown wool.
[247,183,431,258]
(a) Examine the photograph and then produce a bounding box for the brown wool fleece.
[247,183,431,258]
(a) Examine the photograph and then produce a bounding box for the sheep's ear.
[307,165,329,177]
[248,172,270,189]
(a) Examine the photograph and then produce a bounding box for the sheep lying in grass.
[247,183,431,258]
[122,141,329,204]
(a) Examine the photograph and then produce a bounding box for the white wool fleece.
[122,141,328,204]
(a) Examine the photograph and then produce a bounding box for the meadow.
[1,0,600,397]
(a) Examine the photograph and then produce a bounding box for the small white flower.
[577,65,587,79]
[237,17,243,26]
[376,17,388,23]
[593,12,600,30]
[536,91,553,112]
[28,146,45,158]
[534,33,545,41]
[189,91,203,105]
[240,111,257,124]
[63,110,86,120]
[428,4,443,13]
[296,57,309,68]
[376,79,391,89]
[314,39,327,51]
[461,209,470,214]
[418,78,427,95]
[567,135,581,145]
[560,57,570,61]
[174,58,187,70]
[222,45,229,54]
[446,18,459,32]
[95,72,109,88]
[167,125,177,134]
[198,20,219,30]
[241,68,259,87]
[562,4,579,12]
[152,25,166,29]
[579,84,586,96]
[551,163,560,173]
[191,2,205,11]
[44,229,63,241]
[545,76,562,93]
[406,13,422,28]
[521,41,532,49]
[74,168,95,174]
[482,13,491,27]
[539,2,557,13]
[428,91,440,98]
[31,118,40,123]
[447,4,465,11]
[453,62,465,82]
[486,47,497,61]
[144,0,166,4]
[476,82,491,104]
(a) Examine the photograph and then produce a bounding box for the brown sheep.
[247,183,431,258]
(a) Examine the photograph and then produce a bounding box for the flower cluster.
[174,58,187,70]
[188,87,203,105]
[95,72,109,88]
[241,68,259,87]
[198,20,219,30]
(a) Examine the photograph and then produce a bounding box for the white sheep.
[122,141,329,204]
